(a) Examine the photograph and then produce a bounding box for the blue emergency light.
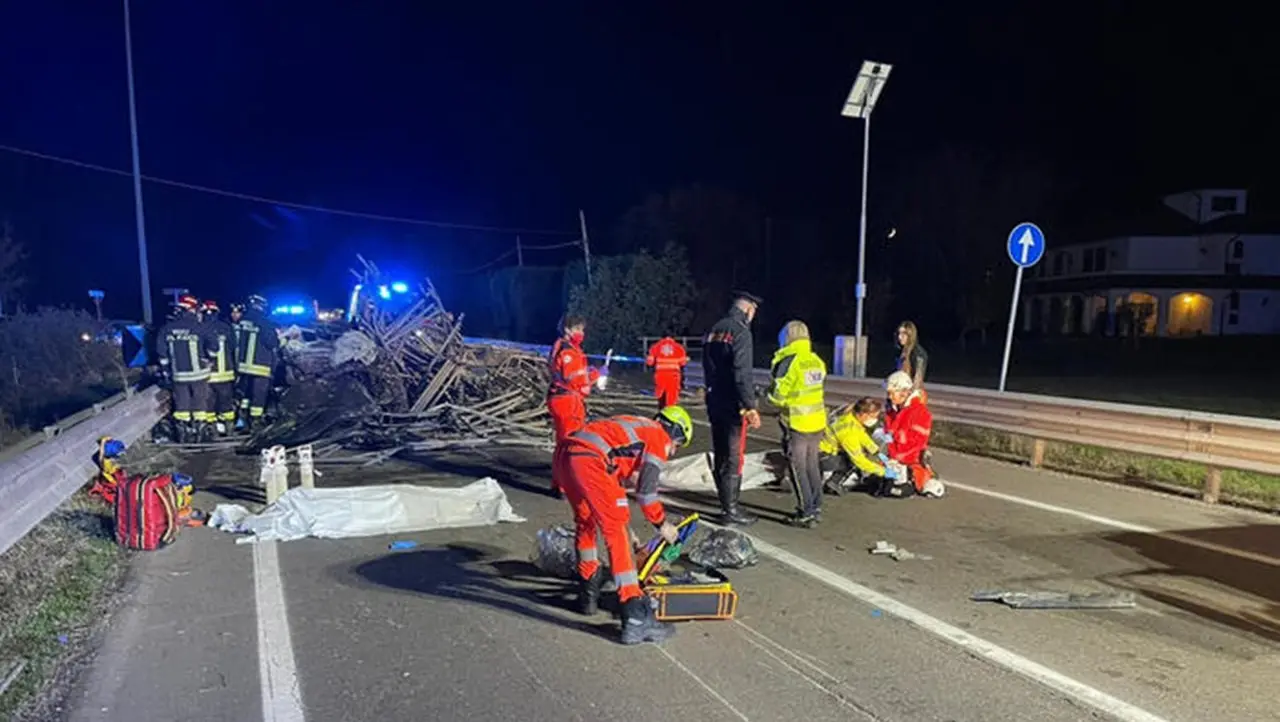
[378,285,391,300]
[391,281,409,294]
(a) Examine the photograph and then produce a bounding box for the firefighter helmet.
[177,294,199,312]
[202,299,220,314]
[656,405,693,448]
[247,294,267,311]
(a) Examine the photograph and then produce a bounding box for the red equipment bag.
[114,474,180,551]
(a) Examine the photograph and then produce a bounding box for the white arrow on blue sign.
[1006,222,1046,268]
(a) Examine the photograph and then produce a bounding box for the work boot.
[620,596,676,645]
[198,422,215,443]
[718,475,757,526]
[215,421,228,437]
[786,512,817,529]
[578,568,606,616]
[176,422,192,444]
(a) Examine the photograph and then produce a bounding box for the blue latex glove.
[877,452,890,466]
[872,429,893,447]
[882,465,899,481]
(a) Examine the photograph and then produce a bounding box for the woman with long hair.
[895,320,928,390]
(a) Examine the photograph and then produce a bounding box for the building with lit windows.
[1022,189,1280,337]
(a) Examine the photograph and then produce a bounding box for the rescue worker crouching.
[645,334,688,409]
[765,320,828,528]
[881,371,945,498]
[234,294,281,432]
[819,397,897,495]
[545,315,604,497]
[157,294,218,443]
[200,300,238,436]
[556,406,693,645]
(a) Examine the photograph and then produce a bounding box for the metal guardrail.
[683,363,1280,503]
[0,387,168,556]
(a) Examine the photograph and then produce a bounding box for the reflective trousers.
[171,380,209,422]
[209,381,236,423]
[553,444,642,604]
[547,393,587,494]
[653,371,681,409]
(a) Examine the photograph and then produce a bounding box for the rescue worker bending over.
[820,397,897,495]
[200,300,238,436]
[882,371,944,498]
[702,291,763,526]
[645,335,688,409]
[555,406,693,645]
[234,294,280,431]
[546,315,604,497]
[766,320,828,528]
[157,294,217,443]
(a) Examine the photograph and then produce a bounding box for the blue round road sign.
[1006,222,1046,268]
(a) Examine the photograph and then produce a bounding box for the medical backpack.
[114,474,180,550]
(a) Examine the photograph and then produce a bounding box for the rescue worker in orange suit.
[199,300,238,436]
[233,294,280,431]
[546,315,604,496]
[645,335,688,409]
[702,291,763,526]
[556,405,694,645]
[156,294,217,443]
[882,371,945,498]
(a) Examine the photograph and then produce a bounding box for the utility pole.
[516,235,524,267]
[764,216,773,289]
[578,209,593,287]
[123,0,153,325]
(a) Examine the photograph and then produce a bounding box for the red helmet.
[202,299,220,314]
[177,294,200,312]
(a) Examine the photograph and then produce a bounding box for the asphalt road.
[59,396,1280,722]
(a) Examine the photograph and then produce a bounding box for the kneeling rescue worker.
[883,371,944,498]
[555,405,694,645]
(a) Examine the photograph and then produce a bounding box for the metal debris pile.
[270,257,555,463]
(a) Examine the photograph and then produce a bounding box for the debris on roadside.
[869,540,932,561]
[687,528,759,569]
[971,590,1138,610]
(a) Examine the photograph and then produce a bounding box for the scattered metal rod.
[0,658,27,697]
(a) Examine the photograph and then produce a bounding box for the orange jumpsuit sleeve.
[634,443,669,526]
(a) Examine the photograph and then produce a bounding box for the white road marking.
[733,620,879,720]
[253,540,306,722]
[689,417,1280,568]
[654,645,750,721]
[711,521,1173,722]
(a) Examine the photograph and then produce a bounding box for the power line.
[0,142,579,236]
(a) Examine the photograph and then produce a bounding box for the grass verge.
[932,422,1280,510]
[0,492,128,721]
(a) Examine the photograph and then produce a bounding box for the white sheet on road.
[660,451,781,493]
[209,478,526,544]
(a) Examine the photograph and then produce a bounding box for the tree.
[567,243,698,354]
[0,220,25,312]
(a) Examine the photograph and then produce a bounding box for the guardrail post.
[1030,439,1047,468]
[1202,467,1222,504]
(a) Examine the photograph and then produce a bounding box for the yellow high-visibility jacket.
[820,411,886,476]
[768,339,827,433]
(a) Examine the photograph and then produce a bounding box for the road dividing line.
[253,540,306,722]
[687,417,1280,568]
[730,528,1173,722]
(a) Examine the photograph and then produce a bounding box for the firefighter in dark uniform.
[701,290,764,526]
[157,294,217,442]
[200,299,238,436]
[234,294,280,431]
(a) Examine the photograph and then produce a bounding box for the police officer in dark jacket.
[234,294,281,431]
[157,294,218,443]
[701,291,763,525]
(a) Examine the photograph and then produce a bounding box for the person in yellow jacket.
[820,397,896,495]
[767,320,827,528]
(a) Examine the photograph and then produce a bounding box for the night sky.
[0,2,1274,318]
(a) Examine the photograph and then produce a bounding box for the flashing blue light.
[289,305,306,315]
[378,285,391,300]
[273,305,291,315]
[391,281,409,294]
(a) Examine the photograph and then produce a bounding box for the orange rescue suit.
[645,337,688,409]
[553,415,671,604]
[546,336,599,494]
[884,390,934,492]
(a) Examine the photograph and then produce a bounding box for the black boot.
[620,596,676,645]
[578,568,605,616]
[198,422,215,443]
[721,475,757,526]
[176,422,193,444]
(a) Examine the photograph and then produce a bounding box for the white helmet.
[921,478,946,498]
[886,371,913,393]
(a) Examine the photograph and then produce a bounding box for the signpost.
[88,289,105,321]
[998,222,1046,392]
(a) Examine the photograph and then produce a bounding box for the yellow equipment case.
[645,568,738,622]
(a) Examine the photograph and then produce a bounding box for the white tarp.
[208,478,525,544]
[660,451,782,493]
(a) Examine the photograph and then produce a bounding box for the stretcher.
[636,513,739,622]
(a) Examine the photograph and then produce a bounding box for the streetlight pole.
[841,60,893,377]
[123,0,153,326]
